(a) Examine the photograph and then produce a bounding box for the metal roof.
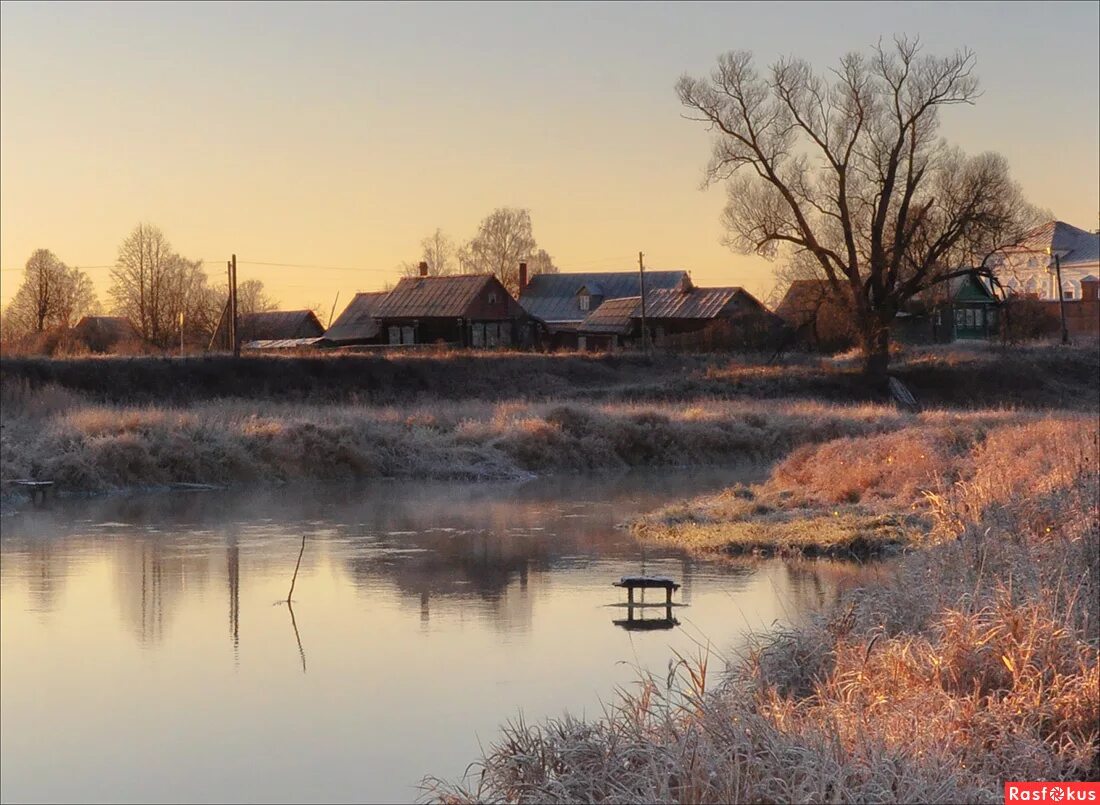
[373,274,525,319]
[643,286,759,319]
[1004,220,1100,267]
[242,337,323,350]
[578,296,639,334]
[323,291,387,343]
[519,270,689,324]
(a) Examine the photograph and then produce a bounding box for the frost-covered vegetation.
[425,418,1099,803]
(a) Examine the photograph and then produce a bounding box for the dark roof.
[238,310,325,341]
[519,271,689,324]
[373,274,525,319]
[579,296,639,334]
[323,291,387,344]
[72,316,138,344]
[643,286,763,319]
[580,286,770,333]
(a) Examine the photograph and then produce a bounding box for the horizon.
[2,1,1098,313]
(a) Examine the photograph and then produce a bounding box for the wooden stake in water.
[287,534,306,603]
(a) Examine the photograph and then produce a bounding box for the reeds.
[424,417,1100,803]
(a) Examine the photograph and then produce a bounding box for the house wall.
[992,251,1099,301]
[379,317,529,347]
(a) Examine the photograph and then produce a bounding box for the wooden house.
[371,272,530,348]
[576,278,777,351]
[321,291,389,347]
[518,269,689,349]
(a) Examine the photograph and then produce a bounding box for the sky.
[2,1,1098,313]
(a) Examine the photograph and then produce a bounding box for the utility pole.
[231,253,240,357]
[226,260,235,354]
[638,251,649,356]
[1052,250,1069,345]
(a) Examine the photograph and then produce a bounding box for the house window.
[579,294,591,311]
[488,292,498,305]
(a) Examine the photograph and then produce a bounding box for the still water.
[1,469,857,803]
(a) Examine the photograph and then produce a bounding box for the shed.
[71,316,140,353]
[209,309,326,352]
[372,274,530,348]
[322,291,388,346]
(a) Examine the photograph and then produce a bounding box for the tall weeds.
[424,419,1100,803]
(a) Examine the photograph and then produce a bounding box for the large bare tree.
[460,207,558,295]
[109,223,216,348]
[678,38,1038,377]
[2,249,98,338]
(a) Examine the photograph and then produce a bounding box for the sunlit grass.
[423,417,1100,803]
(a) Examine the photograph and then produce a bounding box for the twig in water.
[287,534,306,603]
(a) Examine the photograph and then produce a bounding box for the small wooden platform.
[3,480,54,505]
[613,575,680,605]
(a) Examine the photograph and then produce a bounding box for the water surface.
[1,469,859,803]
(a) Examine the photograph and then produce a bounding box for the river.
[0,468,862,803]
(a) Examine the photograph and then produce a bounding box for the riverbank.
[2,340,1098,408]
[425,417,1100,802]
[630,414,1096,558]
[3,342,1097,500]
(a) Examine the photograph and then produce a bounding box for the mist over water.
[1,468,860,803]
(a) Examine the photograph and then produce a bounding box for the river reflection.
[0,468,868,804]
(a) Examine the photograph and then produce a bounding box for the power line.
[238,260,393,273]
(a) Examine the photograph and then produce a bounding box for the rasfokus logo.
[1005,783,1100,802]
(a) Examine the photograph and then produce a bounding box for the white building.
[988,221,1100,300]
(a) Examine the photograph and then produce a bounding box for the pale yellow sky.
[2,2,1097,314]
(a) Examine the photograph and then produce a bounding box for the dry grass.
[423,419,1100,803]
[631,412,1091,558]
[2,382,920,495]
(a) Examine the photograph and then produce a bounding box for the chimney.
[518,262,528,294]
[418,261,428,277]
[1081,276,1099,301]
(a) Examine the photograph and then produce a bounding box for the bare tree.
[1,249,99,338]
[677,38,1039,377]
[400,228,459,277]
[526,248,559,282]
[109,223,215,348]
[460,208,559,295]
[236,278,279,316]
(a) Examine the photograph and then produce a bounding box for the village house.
[775,270,1003,348]
[371,264,530,347]
[321,291,389,348]
[575,276,777,351]
[518,266,689,349]
[989,220,1100,301]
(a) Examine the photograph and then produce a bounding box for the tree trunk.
[860,321,891,381]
